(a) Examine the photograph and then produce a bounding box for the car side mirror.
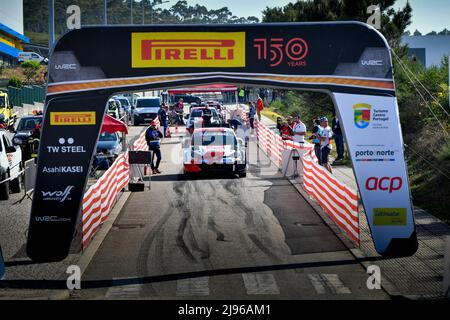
[6,146,16,153]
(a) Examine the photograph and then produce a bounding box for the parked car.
[96,132,122,157]
[18,52,48,65]
[12,115,43,147]
[113,96,132,119]
[132,97,161,126]
[0,130,22,200]
[183,127,247,177]
[186,107,222,135]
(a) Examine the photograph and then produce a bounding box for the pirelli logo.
[50,112,96,125]
[131,32,246,68]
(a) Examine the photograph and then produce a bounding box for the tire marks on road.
[308,274,352,295]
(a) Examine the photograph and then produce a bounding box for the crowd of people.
[273,113,344,173]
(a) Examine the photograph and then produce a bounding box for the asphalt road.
[71,125,389,300]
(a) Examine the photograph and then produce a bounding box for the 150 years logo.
[253,37,309,67]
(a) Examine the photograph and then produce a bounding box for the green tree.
[263,0,412,50]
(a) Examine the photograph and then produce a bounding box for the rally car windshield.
[192,132,237,147]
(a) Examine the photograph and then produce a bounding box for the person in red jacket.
[256,95,264,121]
[279,120,293,141]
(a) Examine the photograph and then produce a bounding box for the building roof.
[0,22,29,43]
[0,41,21,58]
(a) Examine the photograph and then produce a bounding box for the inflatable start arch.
[27,22,418,262]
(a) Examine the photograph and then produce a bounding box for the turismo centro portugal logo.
[353,103,371,129]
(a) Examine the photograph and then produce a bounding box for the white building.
[402,35,450,68]
[0,0,29,65]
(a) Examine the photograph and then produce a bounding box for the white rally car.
[0,130,22,200]
[183,128,247,177]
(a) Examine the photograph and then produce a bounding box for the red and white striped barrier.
[133,131,148,151]
[81,152,129,248]
[302,150,359,244]
[254,119,359,245]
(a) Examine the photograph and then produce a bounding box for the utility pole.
[142,0,145,24]
[130,0,133,24]
[104,0,108,25]
[48,0,55,51]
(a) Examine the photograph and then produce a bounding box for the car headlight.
[13,137,22,145]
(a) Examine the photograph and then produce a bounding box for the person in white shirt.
[318,117,334,173]
[292,115,307,144]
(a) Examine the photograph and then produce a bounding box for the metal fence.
[7,85,46,107]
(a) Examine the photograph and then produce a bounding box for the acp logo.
[254,37,309,67]
[353,103,371,129]
[365,177,403,193]
[50,112,96,126]
[132,32,246,68]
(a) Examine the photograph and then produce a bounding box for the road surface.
[70,125,389,300]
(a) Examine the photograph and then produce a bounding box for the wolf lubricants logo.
[50,112,96,125]
[132,32,246,68]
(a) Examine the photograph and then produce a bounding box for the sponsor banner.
[131,32,246,68]
[50,112,96,125]
[333,92,416,254]
[48,24,395,96]
[27,97,108,262]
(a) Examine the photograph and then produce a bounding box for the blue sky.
[156,0,449,34]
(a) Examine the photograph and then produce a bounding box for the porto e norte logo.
[353,103,372,129]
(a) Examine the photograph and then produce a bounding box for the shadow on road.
[0,256,387,290]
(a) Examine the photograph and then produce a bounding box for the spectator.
[238,88,245,103]
[145,120,164,174]
[256,95,264,121]
[280,120,293,141]
[158,103,168,137]
[311,118,321,161]
[332,114,344,163]
[248,102,256,130]
[292,115,307,145]
[318,117,333,173]
[229,113,243,132]
[286,116,294,131]
[174,98,184,125]
[276,117,283,132]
